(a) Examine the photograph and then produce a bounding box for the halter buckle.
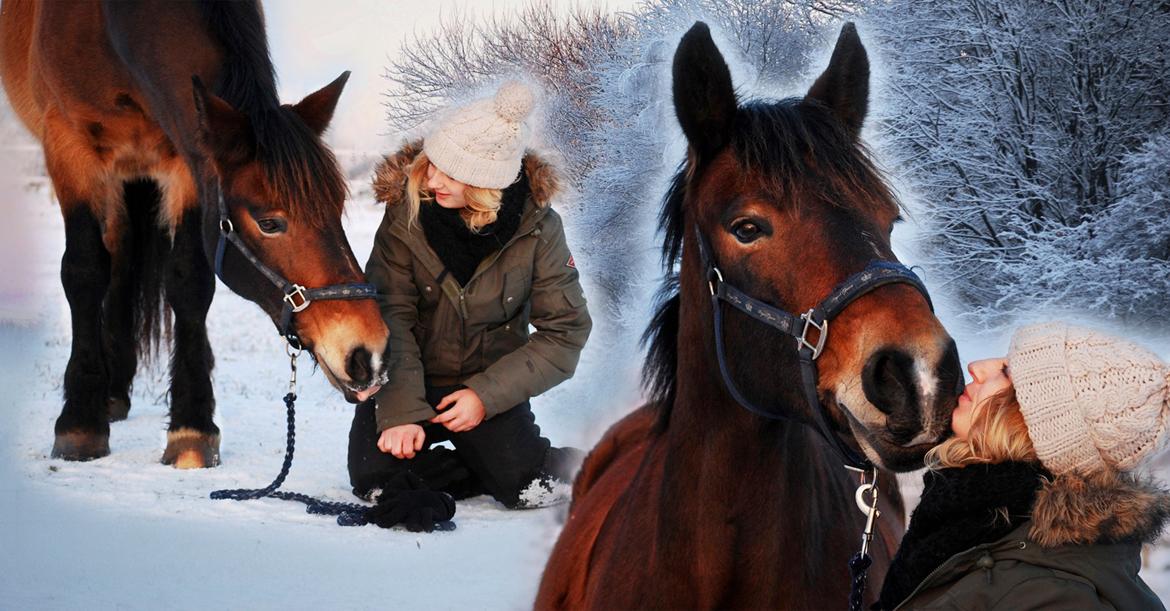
[798,309,828,360]
[219,218,234,235]
[283,284,311,313]
[708,266,724,296]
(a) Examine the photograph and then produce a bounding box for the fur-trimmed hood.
[890,469,1170,609]
[372,139,562,210]
[1029,469,1170,547]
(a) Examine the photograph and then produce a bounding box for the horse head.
[193,73,389,402]
[669,22,963,471]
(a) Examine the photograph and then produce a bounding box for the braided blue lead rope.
[209,391,371,526]
[848,551,872,611]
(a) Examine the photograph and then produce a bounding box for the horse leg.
[102,179,170,422]
[53,204,113,460]
[102,210,135,423]
[43,111,116,460]
[161,205,218,468]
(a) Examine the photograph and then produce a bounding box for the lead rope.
[209,342,372,526]
[847,467,882,611]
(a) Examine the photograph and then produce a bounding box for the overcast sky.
[265,0,639,151]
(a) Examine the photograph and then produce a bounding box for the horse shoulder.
[536,404,657,610]
[572,403,656,500]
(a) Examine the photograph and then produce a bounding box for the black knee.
[165,208,214,319]
[61,207,110,306]
[449,402,552,508]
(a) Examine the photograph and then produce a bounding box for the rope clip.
[286,340,302,395]
[854,467,881,557]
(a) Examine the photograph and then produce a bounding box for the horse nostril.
[862,349,919,417]
[346,346,373,386]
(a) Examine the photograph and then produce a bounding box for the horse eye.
[257,217,287,235]
[732,221,762,243]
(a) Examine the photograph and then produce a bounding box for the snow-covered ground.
[0,157,641,609]
[3,153,1168,608]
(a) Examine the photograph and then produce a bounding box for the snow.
[0,173,638,609]
[3,1,1169,604]
[7,167,1169,608]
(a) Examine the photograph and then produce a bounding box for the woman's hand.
[378,424,426,459]
[430,388,486,433]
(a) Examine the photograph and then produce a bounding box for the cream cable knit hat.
[1007,322,1170,476]
[423,80,535,189]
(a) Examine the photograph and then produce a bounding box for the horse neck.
[655,255,860,543]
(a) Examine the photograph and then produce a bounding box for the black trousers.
[348,385,563,509]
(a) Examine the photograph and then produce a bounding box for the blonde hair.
[926,387,1039,470]
[405,151,504,233]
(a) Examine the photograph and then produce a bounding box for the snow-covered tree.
[869,0,1170,326]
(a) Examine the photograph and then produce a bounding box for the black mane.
[642,98,898,424]
[199,1,346,225]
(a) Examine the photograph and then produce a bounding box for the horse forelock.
[253,108,348,227]
[199,1,347,227]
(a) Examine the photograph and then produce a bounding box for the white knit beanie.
[1007,322,1170,476]
[423,80,535,189]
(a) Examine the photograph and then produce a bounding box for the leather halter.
[694,224,933,470]
[213,181,378,349]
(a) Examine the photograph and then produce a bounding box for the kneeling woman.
[350,82,591,518]
[877,322,1170,610]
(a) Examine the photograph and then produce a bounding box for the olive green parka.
[365,141,591,431]
[893,470,1170,610]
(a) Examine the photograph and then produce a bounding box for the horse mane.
[198,1,346,226]
[642,98,900,425]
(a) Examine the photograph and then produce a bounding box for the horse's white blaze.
[905,355,941,446]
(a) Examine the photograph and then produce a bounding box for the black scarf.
[875,461,1048,610]
[419,172,528,286]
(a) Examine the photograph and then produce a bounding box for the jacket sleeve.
[464,210,592,417]
[364,211,435,430]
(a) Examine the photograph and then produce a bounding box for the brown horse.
[0,1,389,468]
[537,23,964,609]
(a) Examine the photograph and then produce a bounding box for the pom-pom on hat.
[423,80,535,189]
[1007,322,1170,476]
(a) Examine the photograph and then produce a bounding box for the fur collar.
[1030,469,1170,547]
[372,139,562,209]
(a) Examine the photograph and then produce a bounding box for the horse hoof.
[161,428,221,469]
[107,397,131,422]
[51,431,111,461]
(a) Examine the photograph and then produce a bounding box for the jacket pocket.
[482,308,529,367]
[499,268,531,321]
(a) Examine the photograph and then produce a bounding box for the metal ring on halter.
[283,284,311,313]
[798,310,829,360]
[219,218,234,234]
[708,266,724,296]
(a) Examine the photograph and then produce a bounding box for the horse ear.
[805,23,869,138]
[291,71,350,136]
[192,76,252,165]
[672,22,737,164]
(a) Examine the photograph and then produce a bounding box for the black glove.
[409,446,486,500]
[365,471,456,532]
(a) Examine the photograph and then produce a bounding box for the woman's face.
[951,358,1013,440]
[426,163,469,209]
